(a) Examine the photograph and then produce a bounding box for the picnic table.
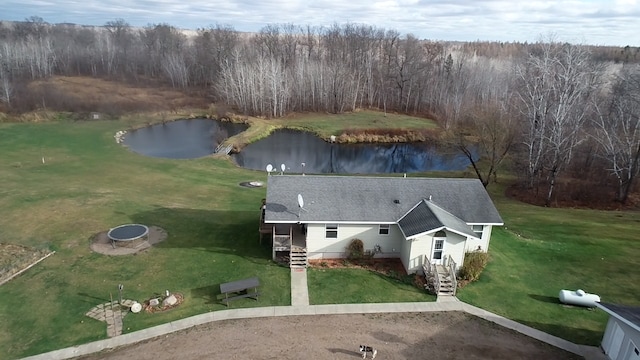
[219,277,261,307]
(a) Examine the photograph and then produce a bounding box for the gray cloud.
[2,0,639,46]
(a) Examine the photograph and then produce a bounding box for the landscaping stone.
[162,294,177,306]
[149,298,160,307]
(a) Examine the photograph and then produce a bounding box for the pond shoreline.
[210,114,444,153]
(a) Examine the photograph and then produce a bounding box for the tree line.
[0,18,639,205]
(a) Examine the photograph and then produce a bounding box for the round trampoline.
[108,224,149,248]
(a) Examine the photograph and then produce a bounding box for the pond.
[123,122,475,173]
[123,119,247,159]
[232,129,475,174]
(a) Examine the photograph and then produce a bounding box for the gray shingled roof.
[397,200,479,239]
[265,175,503,226]
[597,302,640,332]
[397,200,441,238]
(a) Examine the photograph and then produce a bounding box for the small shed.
[596,302,640,360]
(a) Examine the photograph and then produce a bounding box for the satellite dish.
[297,194,304,208]
[266,164,273,173]
[281,163,286,172]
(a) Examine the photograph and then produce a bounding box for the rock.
[149,298,160,307]
[130,302,142,313]
[162,294,177,306]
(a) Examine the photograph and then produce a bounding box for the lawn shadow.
[129,206,272,262]
[190,284,221,305]
[370,270,426,295]
[78,292,110,303]
[515,318,603,347]
[528,294,560,304]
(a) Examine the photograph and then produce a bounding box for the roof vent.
[393,199,400,204]
[429,195,432,201]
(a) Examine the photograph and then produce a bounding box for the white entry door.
[432,238,445,265]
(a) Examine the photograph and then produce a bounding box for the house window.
[379,224,390,235]
[472,225,483,238]
[433,239,444,260]
[325,224,338,238]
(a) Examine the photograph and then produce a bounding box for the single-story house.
[596,302,640,360]
[261,175,503,275]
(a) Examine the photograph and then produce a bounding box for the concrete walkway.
[21,270,607,360]
[290,268,310,306]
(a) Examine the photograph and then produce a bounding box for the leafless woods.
[0,18,639,204]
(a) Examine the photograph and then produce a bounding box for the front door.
[432,238,445,265]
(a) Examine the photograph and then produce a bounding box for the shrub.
[346,238,364,260]
[458,251,490,282]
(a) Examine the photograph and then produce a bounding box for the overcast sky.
[2,0,639,46]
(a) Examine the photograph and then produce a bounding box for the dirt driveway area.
[81,311,580,360]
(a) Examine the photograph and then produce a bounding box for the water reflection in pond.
[123,119,247,159]
[232,129,475,174]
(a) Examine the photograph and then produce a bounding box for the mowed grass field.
[0,119,291,359]
[458,184,640,345]
[0,108,638,358]
[0,111,439,359]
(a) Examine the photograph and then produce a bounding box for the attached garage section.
[596,303,640,360]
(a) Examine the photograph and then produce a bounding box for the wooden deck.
[272,224,306,250]
[260,209,307,249]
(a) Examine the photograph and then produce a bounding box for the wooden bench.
[219,277,261,307]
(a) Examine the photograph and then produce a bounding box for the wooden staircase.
[289,246,308,268]
[435,265,455,296]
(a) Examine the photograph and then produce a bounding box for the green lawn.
[1,112,639,358]
[457,184,640,345]
[222,109,438,149]
[279,110,438,137]
[0,113,438,359]
[308,268,436,304]
[0,120,291,358]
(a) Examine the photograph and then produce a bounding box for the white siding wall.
[400,237,411,274]
[406,234,432,274]
[446,231,467,268]
[402,231,468,274]
[306,223,403,259]
[304,222,492,275]
[601,317,640,360]
[465,225,493,253]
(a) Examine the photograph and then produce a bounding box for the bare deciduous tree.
[593,65,640,203]
[517,38,602,205]
[0,69,12,107]
[449,96,516,187]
